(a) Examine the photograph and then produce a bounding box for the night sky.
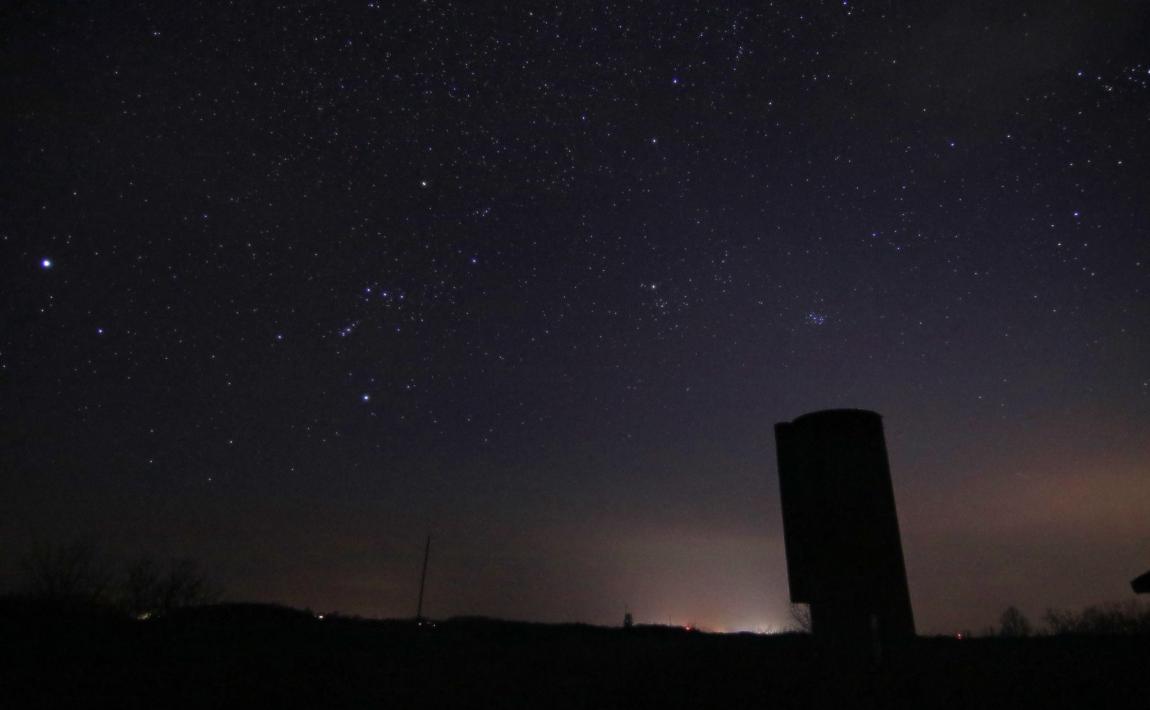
[3,2,1149,634]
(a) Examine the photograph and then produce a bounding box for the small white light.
[41,258,53,269]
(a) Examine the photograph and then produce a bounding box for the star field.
[2,2,1148,632]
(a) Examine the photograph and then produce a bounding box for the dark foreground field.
[2,601,1148,709]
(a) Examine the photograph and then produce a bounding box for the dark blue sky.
[3,1,1148,633]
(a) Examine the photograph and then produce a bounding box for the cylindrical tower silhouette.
[775,409,915,648]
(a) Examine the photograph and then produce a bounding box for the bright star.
[41,258,53,269]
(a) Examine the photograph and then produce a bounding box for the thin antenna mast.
[415,533,431,622]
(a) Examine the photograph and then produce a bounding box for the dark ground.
[2,601,1148,709]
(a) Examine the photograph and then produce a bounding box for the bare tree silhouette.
[21,542,112,605]
[997,606,1032,637]
[121,557,219,618]
[1044,600,1150,636]
[20,542,219,616]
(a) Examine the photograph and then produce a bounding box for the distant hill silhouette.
[3,600,1149,709]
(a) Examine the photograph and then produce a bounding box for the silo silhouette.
[775,409,915,648]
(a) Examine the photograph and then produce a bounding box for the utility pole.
[415,533,431,623]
